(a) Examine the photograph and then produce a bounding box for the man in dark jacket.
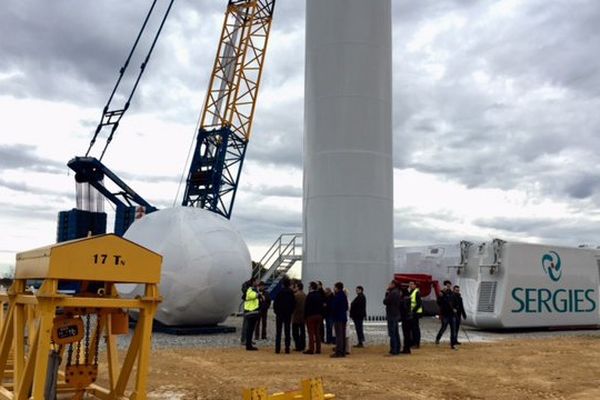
[350,286,367,348]
[330,282,348,358]
[399,286,412,354]
[453,285,467,345]
[303,281,324,354]
[273,277,295,354]
[383,280,402,355]
[292,281,307,351]
[435,280,459,350]
[254,281,271,340]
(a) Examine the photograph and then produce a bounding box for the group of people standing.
[242,277,367,357]
[242,276,466,355]
[383,280,424,355]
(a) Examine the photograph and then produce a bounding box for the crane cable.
[173,109,204,207]
[85,0,176,160]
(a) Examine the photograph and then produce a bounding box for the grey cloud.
[394,207,476,245]
[565,175,600,199]
[0,0,307,164]
[391,0,600,205]
[233,205,301,245]
[0,144,65,173]
[115,170,179,184]
[0,202,59,220]
[246,98,304,168]
[402,210,600,249]
[248,184,302,198]
[6,0,600,251]
[474,217,559,234]
[473,215,600,247]
[0,177,72,200]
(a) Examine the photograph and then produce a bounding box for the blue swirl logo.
[541,251,562,282]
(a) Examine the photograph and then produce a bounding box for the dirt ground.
[142,336,600,399]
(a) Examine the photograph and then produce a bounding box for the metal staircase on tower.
[256,233,303,294]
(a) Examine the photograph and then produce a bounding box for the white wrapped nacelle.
[121,207,251,326]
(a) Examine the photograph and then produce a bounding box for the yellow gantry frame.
[0,234,162,400]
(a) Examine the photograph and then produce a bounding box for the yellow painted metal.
[243,387,268,400]
[200,0,275,141]
[0,234,162,400]
[15,234,161,284]
[242,378,335,400]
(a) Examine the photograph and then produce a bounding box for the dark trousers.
[455,317,462,343]
[320,319,325,343]
[411,315,421,347]
[353,318,365,344]
[275,314,292,353]
[401,319,412,353]
[387,317,401,354]
[254,311,268,339]
[244,313,259,350]
[333,321,346,356]
[436,314,458,346]
[240,313,248,344]
[325,316,335,344]
[292,322,306,350]
[306,315,323,353]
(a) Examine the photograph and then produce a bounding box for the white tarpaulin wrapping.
[122,207,251,326]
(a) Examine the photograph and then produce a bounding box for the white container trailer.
[457,239,600,329]
[394,244,460,286]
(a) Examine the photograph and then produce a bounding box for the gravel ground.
[139,313,600,350]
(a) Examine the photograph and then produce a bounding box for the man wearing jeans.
[383,280,402,355]
[330,282,348,358]
[435,280,459,350]
[453,285,467,345]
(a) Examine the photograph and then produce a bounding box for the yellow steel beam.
[114,316,143,396]
[15,234,162,284]
[0,386,12,400]
[12,305,24,397]
[16,315,39,400]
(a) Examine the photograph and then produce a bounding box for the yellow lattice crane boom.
[182,0,276,218]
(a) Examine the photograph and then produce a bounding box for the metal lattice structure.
[182,0,276,218]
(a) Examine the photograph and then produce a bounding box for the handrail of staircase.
[254,235,283,279]
[258,233,302,282]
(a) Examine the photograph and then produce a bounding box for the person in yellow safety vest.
[408,281,423,349]
[244,278,262,351]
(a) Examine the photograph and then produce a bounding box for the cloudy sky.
[1,0,600,273]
